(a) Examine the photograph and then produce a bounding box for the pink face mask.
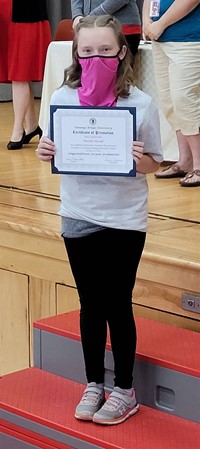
[78,53,120,107]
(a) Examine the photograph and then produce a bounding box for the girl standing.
[37,15,163,425]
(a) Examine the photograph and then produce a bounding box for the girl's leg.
[64,228,145,388]
[64,232,108,384]
[104,229,146,389]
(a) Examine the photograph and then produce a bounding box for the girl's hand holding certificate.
[132,141,144,167]
[36,136,144,171]
[36,136,55,161]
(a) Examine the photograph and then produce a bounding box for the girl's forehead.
[77,26,117,45]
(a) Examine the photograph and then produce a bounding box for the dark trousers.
[64,228,146,389]
[125,33,141,62]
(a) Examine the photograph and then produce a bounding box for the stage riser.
[34,329,200,423]
[0,410,103,449]
[0,434,41,449]
[0,422,74,449]
[0,435,73,449]
[1,368,200,449]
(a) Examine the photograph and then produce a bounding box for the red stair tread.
[33,310,200,377]
[0,368,199,449]
[0,422,73,449]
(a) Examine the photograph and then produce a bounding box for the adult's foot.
[24,126,42,144]
[7,131,26,150]
[155,163,188,179]
[179,170,200,187]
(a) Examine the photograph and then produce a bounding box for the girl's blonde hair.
[62,15,135,98]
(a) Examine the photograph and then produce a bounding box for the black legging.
[64,227,146,389]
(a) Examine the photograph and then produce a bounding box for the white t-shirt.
[48,85,163,232]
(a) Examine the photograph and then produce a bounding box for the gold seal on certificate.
[50,106,136,176]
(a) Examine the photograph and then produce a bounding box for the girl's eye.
[82,48,91,54]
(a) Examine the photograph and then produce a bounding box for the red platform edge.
[33,310,200,378]
[0,421,72,449]
[0,368,200,449]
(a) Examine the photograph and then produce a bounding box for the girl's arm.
[132,141,160,174]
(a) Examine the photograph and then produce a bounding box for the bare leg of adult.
[186,134,200,170]
[10,81,30,142]
[176,130,193,170]
[24,87,38,135]
[22,86,43,143]
[179,133,200,187]
[155,130,193,178]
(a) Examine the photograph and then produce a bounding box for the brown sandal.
[179,169,200,187]
[155,164,188,179]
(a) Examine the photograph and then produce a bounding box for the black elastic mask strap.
[78,48,122,60]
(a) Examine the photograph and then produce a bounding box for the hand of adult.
[142,18,152,40]
[72,16,83,29]
[144,20,165,40]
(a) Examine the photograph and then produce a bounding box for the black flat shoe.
[7,131,26,150]
[23,125,42,144]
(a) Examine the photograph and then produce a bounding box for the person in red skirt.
[0,0,51,149]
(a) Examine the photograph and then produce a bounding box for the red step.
[0,422,73,449]
[34,310,200,378]
[0,368,199,449]
[33,311,200,423]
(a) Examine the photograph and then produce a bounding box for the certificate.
[50,105,136,176]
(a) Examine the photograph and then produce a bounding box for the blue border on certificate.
[50,105,136,177]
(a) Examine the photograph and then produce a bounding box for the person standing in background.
[71,0,142,61]
[0,0,51,150]
[143,0,200,187]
